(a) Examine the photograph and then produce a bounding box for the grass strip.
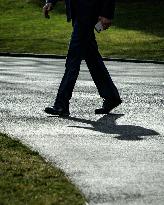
[0,0,164,60]
[0,133,86,205]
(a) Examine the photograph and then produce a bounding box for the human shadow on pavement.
[66,114,159,141]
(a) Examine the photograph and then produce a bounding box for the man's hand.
[98,16,112,30]
[43,3,53,19]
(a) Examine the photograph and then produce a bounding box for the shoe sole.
[95,101,122,114]
[95,109,110,114]
[44,108,70,117]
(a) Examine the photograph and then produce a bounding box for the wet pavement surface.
[0,56,164,205]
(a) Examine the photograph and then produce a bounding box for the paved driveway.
[0,57,164,205]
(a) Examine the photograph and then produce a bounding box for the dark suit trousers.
[54,21,121,109]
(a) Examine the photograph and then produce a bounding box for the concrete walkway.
[0,57,164,205]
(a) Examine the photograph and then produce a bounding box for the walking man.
[43,0,122,116]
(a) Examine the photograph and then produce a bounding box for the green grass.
[0,0,164,60]
[0,133,86,205]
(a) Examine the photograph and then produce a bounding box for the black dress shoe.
[95,99,122,114]
[44,106,70,116]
